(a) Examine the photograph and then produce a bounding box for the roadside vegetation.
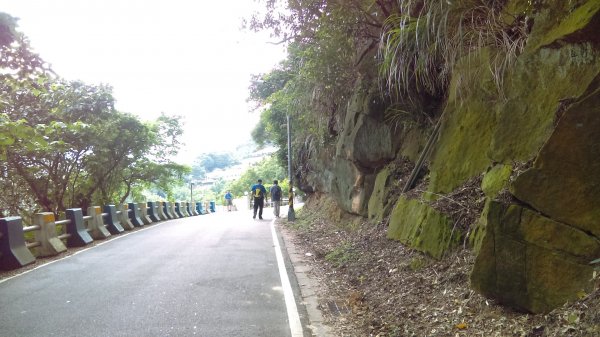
[0,14,188,221]
[285,195,600,336]
[246,1,600,335]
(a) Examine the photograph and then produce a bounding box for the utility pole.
[287,114,295,221]
[190,181,194,205]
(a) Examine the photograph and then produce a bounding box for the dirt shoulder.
[281,197,600,337]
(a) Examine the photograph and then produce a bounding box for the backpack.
[254,188,264,199]
[272,186,281,200]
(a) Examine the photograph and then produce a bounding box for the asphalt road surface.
[0,209,306,337]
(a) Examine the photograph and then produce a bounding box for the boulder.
[367,168,391,222]
[512,75,600,238]
[471,202,600,313]
[336,83,396,169]
[330,158,376,216]
[388,197,459,259]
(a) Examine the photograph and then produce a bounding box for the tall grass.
[379,0,530,105]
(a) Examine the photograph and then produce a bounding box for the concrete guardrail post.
[128,203,144,227]
[162,202,172,219]
[118,204,135,230]
[34,212,68,256]
[65,208,94,247]
[174,202,184,218]
[185,202,192,216]
[181,202,190,217]
[103,205,125,234]
[190,203,198,216]
[172,203,179,218]
[86,207,111,240]
[178,202,186,217]
[181,202,188,216]
[0,217,36,270]
[147,202,161,222]
[165,202,174,219]
[196,202,204,215]
[157,202,168,220]
[138,202,152,225]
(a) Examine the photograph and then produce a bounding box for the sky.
[2,0,286,164]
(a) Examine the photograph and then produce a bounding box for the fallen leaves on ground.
[282,195,600,337]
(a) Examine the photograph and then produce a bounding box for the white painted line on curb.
[271,219,303,337]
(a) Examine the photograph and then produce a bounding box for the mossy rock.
[330,158,376,216]
[429,5,600,195]
[511,74,600,238]
[471,202,599,313]
[387,197,459,259]
[468,199,493,254]
[399,127,428,162]
[481,164,512,197]
[336,81,396,169]
[428,49,498,195]
[367,167,390,222]
[490,41,600,162]
[526,0,600,52]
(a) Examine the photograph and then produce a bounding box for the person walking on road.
[251,179,267,219]
[224,190,233,211]
[270,180,282,218]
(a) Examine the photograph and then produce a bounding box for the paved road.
[0,210,305,337]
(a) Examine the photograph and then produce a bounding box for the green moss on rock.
[428,49,498,195]
[511,74,600,238]
[468,199,493,254]
[471,202,600,313]
[368,168,390,222]
[527,0,600,52]
[481,164,512,197]
[399,127,427,162]
[490,42,600,162]
[387,197,458,259]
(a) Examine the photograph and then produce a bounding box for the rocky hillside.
[297,0,600,314]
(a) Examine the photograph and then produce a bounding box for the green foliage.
[325,242,357,268]
[409,256,428,271]
[246,1,534,180]
[192,152,239,177]
[0,15,188,217]
[246,1,393,177]
[226,156,286,198]
[379,0,530,101]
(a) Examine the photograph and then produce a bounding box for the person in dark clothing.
[224,190,233,211]
[251,179,267,219]
[270,180,282,218]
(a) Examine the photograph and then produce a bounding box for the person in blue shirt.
[251,179,267,219]
[224,190,233,211]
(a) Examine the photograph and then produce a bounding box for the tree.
[0,13,189,218]
[226,156,286,198]
[246,1,395,181]
[192,152,239,175]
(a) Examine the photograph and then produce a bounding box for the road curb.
[277,223,333,337]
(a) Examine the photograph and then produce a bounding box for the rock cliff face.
[299,0,600,313]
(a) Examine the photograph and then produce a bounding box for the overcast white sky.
[2,0,286,164]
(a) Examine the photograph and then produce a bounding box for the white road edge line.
[271,219,303,337]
